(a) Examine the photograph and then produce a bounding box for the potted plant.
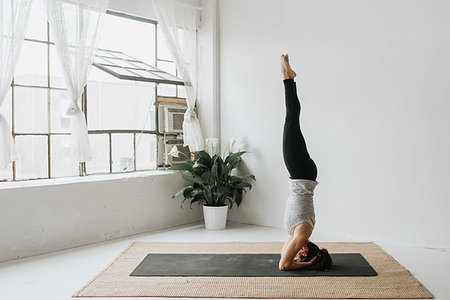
[167,139,255,230]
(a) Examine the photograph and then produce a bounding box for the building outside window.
[0,1,187,182]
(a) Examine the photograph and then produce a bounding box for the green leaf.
[192,167,205,177]
[235,182,253,189]
[200,169,211,185]
[196,151,213,168]
[225,151,245,165]
[191,189,204,198]
[211,161,218,181]
[181,172,204,185]
[229,157,242,169]
[173,185,192,198]
[229,175,243,183]
[221,165,231,181]
[189,197,201,209]
[183,186,195,198]
[196,150,212,161]
[172,149,255,209]
[217,186,229,205]
[228,193,235,209]
[215,155,224,166]
[168,163,192,171]
[243,174,256,181]
[194,162,209,169]
[235,189,243,206]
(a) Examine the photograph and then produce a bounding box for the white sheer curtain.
[151,0,205,152]
[44,0,109,162]
[0,0,32,170]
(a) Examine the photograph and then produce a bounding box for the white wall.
[220,0,450,248]
[0,172,202,263]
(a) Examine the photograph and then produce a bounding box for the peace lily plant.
[168,137,256,230]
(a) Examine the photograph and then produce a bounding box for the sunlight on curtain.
[0,0,32,170]
[44,0,110,162]
[150,0,205,152]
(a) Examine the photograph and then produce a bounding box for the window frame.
[3,10,185,182]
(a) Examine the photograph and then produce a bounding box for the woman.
[278,54,332,271]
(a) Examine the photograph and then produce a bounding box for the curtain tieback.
[66,101,81,116]
[184,107,197,122]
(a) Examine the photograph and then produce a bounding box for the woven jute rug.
[73,242,433,299]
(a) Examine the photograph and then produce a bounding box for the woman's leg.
[282,79,317,181]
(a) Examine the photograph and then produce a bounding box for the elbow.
[279,262,290,271]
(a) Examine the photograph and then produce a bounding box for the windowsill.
[0,169,179,190]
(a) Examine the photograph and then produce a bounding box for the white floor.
[0,222,448,300]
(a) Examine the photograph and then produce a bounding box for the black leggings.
[282,79,317,181]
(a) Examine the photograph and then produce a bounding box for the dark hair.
[301,242,333,271]
[311,248,333,271]
[301,241,320,262]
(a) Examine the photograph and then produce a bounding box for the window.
[0,4,186,182]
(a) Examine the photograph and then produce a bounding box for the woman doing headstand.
[278,54,332,271]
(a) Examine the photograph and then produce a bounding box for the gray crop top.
[283,178,319,235]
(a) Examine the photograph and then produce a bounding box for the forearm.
[279,235,310,271]
[281,243,288,257]
[279,260,312,271]
[281,236,293,257]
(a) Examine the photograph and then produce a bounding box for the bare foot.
[280,54,297,80]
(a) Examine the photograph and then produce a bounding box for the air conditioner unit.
[158,104,187,133]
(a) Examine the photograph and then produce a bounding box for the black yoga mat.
[130,253,377,277]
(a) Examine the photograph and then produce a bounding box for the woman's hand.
[302,254,319,266]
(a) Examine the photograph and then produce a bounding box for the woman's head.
[300,242,333,271]
[311,248,333,271]
[300,241,320,262]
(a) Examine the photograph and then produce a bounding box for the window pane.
[108,51,135,61]
[99,14,156,66]
[0,164,12,181]
[104,66,138,77]
[15,41,47,87]
[86,134,110,174]
[49,45,67,89]
[97,57,139,69]
[154,71,183,82]
[158,84,176,97]
[0,89,12,131]
[26,0,47,41]
[89,66,121,82]
[127,69,164,80]
[112,133,134,172]
[130,61,155,70]
[157,61,176,76]
[178,86,187,98]
[50,135,78,177]
[136,134,156,170]
[14,87,48,133]
[157,26,172,61]
[50,89,71,133]
[15,135,48,180]
[87,81,156,131]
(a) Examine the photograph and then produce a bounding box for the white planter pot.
[203,205,228,230]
